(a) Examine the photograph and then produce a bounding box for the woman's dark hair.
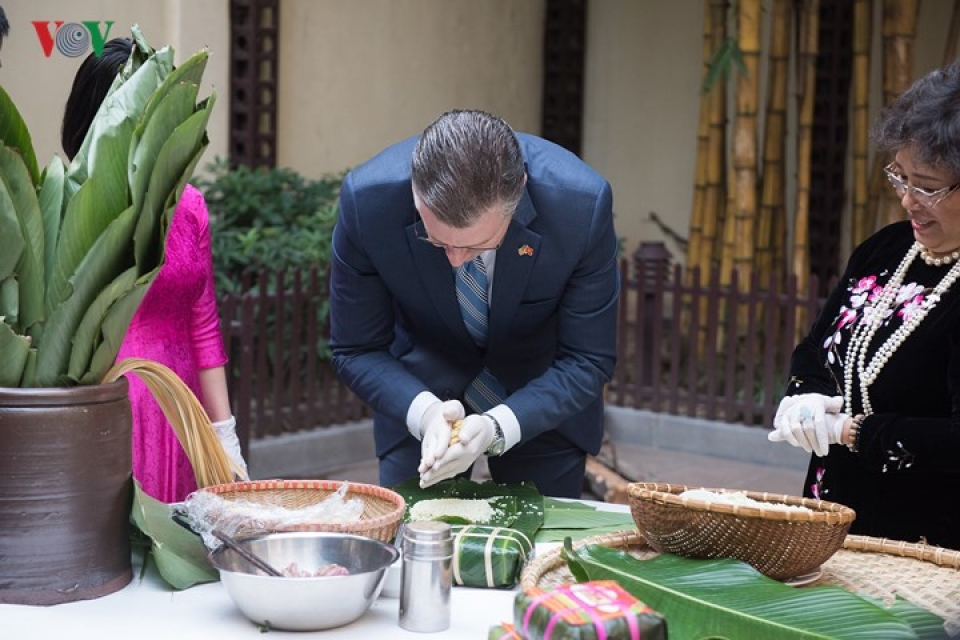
[60,37,133,160]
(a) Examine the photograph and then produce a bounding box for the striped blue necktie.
[456,257,506,411]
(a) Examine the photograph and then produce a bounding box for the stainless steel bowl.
[209,531,400,631]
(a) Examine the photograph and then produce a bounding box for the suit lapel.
[489,191,540,346]
[406,219,474,341]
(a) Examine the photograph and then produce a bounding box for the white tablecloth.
[1,500,626,639]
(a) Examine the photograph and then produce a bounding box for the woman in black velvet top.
[768,62,960,550]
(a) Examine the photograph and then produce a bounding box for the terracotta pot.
[0,379,133,605]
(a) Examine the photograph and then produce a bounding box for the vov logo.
[32,21,115,58]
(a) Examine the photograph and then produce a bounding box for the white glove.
[768,394,845,457]
[419,413,495,488]
[418,400,465,472]
[211,415,249,480]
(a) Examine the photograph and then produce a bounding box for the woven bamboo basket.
[198,479,406,543]
[520,530,960,637]
[627,482,855,580]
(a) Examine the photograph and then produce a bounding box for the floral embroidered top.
[787,221,960,550]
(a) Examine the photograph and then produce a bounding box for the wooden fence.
[609,246,828,429]
[219,245,829,449]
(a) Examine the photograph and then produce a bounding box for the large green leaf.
[38,156,65,290]
[134,96,215,271]
[0,277,17,326]
[0,85,40,185]
[536,498,636,542]
[0,320,30,386]
[33,205,138,386]
[563,542,946,640]
[65,47,173,193]
[0,146,45,334]
[47,162,130,313]
[67,266,139,380]
[129,80,201,219]
[395,477,544,542]
[0,160,25,284]
[82,272,153,385]
[130,481,218,590]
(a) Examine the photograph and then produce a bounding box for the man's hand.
[418,400,465,473]
[768,394,844,456]
[419,414,495,488]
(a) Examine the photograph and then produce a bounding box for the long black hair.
[60,37,133,160]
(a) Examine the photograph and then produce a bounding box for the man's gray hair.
[411,110,526,227]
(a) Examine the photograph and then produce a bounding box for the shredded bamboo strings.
[103,358,237,488]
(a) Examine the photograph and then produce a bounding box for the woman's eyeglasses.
[884,163,960,210]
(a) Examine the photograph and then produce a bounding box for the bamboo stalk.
[851,0,873,245]
[793,0,820,300]
[703,0,730,268]
[758,0,790,288]
[945,0,960,66]
[686,0,716,278]
[732,0,762,283]
[876,0,920,227]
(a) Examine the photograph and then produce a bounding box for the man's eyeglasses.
[414,212,510,252]
[884,163,960,210]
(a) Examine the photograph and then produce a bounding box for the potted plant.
[0,27,214,605]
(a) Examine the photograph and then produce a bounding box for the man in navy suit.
[329,110,619,498]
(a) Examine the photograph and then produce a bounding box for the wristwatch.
[483,413,506,456]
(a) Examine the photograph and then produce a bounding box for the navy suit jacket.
[330,133,620,459]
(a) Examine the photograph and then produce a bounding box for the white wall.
[0,0,229,171]
[1,0,954,257]
[276,0,545,176]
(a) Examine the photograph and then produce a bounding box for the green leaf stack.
[0,26,214,388]
[563,541,948,640]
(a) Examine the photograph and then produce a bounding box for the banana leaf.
[38,156,65,291]
[536,498,637,542]
[129,50,207,213]
[394,477,544,542]
[0,277,17,324]
[0,321,29,386]
[563,541,947,640]
[47,161,131,312]
[133,96,215,271]
[65,42,173,194]
[0,146,45,334]
[83,273,153,385]
[130,481,218,590]
[33,205,139,386]
[0,157,25,283]
[67,266,139,380]
[0,84,39,185]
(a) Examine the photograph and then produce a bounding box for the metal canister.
[398,520,453,633]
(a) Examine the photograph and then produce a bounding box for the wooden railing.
[608,249,827,429]
[218,269,369,453]
[219,246,829,450]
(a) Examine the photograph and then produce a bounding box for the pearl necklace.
[843,242,960,416]
[920,247,960,266]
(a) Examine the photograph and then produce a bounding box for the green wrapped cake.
[451,525,534,588]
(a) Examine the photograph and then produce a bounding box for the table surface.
[2,500,625,640]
